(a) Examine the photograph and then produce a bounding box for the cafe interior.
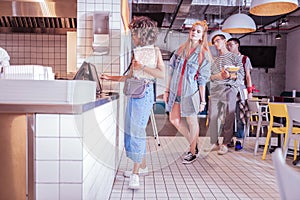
[1,0,300,199]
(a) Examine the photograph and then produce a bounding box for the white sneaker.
[217,144,228,155]
[203,144,219,152]
[123,167,149,177]
[128,174,139,190]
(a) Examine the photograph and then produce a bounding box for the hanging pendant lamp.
[250,0,299,16]
[222,13,256,34]
[275,24,282,40]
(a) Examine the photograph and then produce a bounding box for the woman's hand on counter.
[100,73,125,82]
[100,73,110,80]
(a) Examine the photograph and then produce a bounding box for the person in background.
[101,16,165,190]
[227,38,253,151]
[0,47,10,75]
[206,34,242,155]
[164,20,211,164]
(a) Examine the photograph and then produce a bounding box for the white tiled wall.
[82,100,119,200]
[0,34,68,79]
[60,184,82,200]
[36,138,59,160]
[36,161,59,183]
[36,184,59,200]
[75,2,125,198]
[36,114,60,137]
[77,0,129,92]
[35,99,119,200]
[60,115,83,137]
[60,161,83,182]
[35,113,83,199]
[60,138,83,160]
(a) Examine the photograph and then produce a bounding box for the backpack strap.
[242,55,247,86]
[123,55,134,76]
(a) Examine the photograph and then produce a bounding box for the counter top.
[0,79,97,105]
[0,92,119,114]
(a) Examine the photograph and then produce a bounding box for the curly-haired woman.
[164,20,212,164]
[101,16,165,189]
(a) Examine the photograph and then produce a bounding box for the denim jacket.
[165,47,211,116]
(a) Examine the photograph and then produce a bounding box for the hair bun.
[192,20,208,31]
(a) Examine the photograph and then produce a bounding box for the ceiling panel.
[132,1,300,34]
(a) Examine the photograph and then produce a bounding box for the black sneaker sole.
[182,155,197,164]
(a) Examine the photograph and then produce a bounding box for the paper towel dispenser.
[93,12,110,55]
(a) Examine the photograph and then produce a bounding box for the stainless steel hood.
[0,0,77,34]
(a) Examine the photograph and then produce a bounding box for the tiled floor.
[109,136,298,200]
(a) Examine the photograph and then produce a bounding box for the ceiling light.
[275,23,281,40]
[222,13,256,34]
[275,33,282,39]
[275,24,282,40]
[250,0,298,16]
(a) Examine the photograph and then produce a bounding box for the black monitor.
[240,46,277,68]
[73,61,102,96]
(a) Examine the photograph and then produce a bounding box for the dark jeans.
[236,100,244,139]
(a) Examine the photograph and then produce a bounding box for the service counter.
[0,79,122,200]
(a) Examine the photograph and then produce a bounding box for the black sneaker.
[182,153,197,164]
[195,144,199,156]
[185,144,199,159]
[227,140,234,148]
[235,141,243,151]
[184,151,192,159]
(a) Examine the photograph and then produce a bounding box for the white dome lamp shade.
[222,13,256,34]
[208,30,232,45]
[250,0,298,16]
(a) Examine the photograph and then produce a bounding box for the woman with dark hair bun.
[101,16,165,189]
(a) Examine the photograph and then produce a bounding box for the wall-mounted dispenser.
[93,12,110,55]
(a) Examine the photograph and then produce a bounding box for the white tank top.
[132,45,156,80]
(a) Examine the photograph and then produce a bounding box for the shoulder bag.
[123,77,148,98]
[122,48,157,98]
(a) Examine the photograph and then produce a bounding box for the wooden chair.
[272,148,300,200]
[262,103,300,160]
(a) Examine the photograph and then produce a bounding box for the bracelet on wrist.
[228,73,231,79]
[200,102,206,105]
[247,87,253,93]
